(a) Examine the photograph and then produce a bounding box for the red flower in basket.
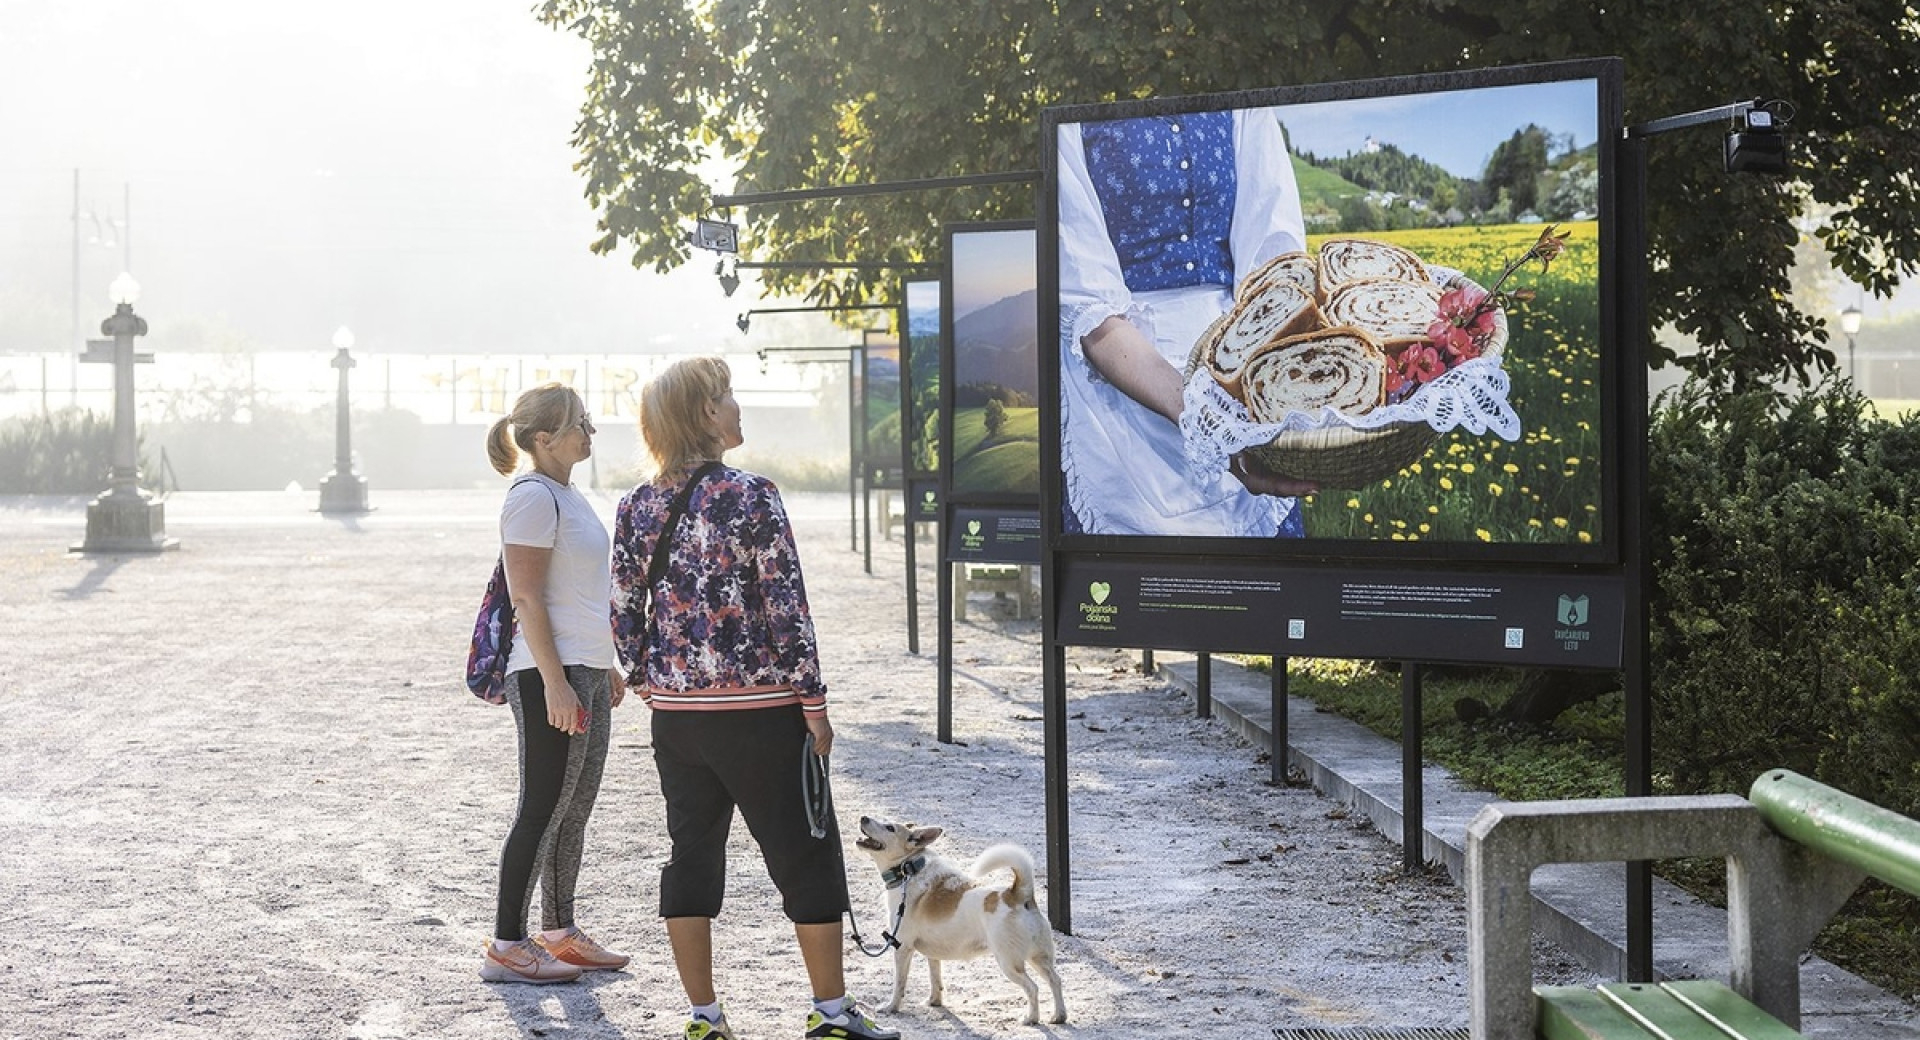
[1428,286,1494,364]
[1385,224,1572,405]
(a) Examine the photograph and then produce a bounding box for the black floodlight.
[1724,106,1787,174]
[692,218,740,253]
[735,312,751,333]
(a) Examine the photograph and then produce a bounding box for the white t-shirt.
[500,473,616,674]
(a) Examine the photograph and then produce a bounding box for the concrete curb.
[1156,654,1919,1039]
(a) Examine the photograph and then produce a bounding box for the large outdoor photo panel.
[1042,59,1623,565]
[903,277,942,479]
[941,222,1041,505]
[863,326,902,487]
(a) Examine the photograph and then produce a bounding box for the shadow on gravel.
[56,555,126,599]
[495,971,637,1038]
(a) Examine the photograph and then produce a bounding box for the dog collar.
[880,853,928,889]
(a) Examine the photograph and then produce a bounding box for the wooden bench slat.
[1659,981,1803,1039]
[1538,981,1805,1040]
[1601,980,1799,1039]
[1539,985,1656,1039]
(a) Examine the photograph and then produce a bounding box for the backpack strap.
[646,461,722,591]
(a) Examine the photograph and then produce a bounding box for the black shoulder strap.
[645,461,722,590]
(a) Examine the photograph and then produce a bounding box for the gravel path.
[0,488,1581,1039]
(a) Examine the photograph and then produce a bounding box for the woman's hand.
[805,714,834,759]
[546,679,585,735]
[609,669,627,708]
[1230,452,1319,498]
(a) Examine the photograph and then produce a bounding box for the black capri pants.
[652,703,849,924]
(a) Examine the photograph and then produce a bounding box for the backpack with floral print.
[465,477,555,704]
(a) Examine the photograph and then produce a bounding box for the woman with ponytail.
[478,382,631,985]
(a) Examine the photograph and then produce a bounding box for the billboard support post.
[1402,663,1425,874]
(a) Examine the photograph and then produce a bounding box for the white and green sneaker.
[685,1012,737,1040]
[803,999,899,1040]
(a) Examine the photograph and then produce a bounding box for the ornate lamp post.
[317,325,371,513]
[75,273,176,552]
[1839,303,1863,387]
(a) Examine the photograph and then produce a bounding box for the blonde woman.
[479,383,631,984]
[612,358,897,1040]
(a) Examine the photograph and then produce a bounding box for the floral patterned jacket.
[611,465,826,716]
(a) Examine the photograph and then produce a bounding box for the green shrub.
[0,409,153,494]
[1648,378,1920,816]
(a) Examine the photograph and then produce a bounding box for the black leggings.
[653,705,849,924]
[494,665,611,941]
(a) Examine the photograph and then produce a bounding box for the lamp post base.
[318,471,371,514]
[72,487,179,553]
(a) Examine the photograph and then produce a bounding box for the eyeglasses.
[571,414,595,435]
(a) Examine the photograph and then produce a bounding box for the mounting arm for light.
[734,303,893,334]
[1623,98,1793,174]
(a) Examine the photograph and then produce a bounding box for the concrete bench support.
[1467,793,1866,1039]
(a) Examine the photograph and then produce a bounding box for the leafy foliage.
[1647,377,1920,817]
[537,0,1919,392]
[0,409,150,494]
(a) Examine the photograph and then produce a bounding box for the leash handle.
[801,732,831,840]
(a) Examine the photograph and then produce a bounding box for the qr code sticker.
[1504,627,1525,649]
[1288,619,1306,640]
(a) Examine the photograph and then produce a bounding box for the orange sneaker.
[479,937,583,984]
[535,926,631,971]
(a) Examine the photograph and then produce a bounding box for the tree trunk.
[1487,668,1621,727]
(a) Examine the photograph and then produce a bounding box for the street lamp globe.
[109,272,141,307]
[1839,304,1863,337]
[333,325,356,351]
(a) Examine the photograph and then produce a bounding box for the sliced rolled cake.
[1204,280,1321,399]
[1235,250,1316,303]
[1322,277,1444,351]
[1240,326,1389,423]
[1316,238,1430,299]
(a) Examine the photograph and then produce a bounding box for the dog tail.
[971,844,1039,909]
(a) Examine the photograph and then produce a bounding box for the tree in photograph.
[537,0,1920,393]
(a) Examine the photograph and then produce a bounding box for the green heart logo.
[923,491,935,504]
[1090,581,1111,605]
[967,520,982,536]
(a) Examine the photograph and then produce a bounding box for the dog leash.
[801,733,906,957]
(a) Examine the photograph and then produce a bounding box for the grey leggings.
[494,664,612,940]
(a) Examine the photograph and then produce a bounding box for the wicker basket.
[1191,270,1507,489]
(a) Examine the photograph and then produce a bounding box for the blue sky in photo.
[951,228,1037,319]
[1274,79,1601,180]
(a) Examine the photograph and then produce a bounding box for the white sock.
[491,938,521,953]
[813,995,847,1017]
[540,927,572,943]
[691,1001,723,1023]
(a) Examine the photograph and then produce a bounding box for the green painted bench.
[1466,768,1920,1039]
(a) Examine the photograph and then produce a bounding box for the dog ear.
[908,826,943,847]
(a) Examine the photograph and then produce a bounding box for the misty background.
[0,0,859,489]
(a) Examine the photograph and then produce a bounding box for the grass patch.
[1242,655,1920,1001]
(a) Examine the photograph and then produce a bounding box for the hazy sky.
[950,226,1036,319]
[0,0,785,356]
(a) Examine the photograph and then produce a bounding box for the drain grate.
[1270,1030,1468,1040]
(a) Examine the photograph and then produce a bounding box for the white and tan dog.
[853,815,1068,1025]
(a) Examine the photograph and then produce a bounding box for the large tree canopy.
[537,0,1920,392]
